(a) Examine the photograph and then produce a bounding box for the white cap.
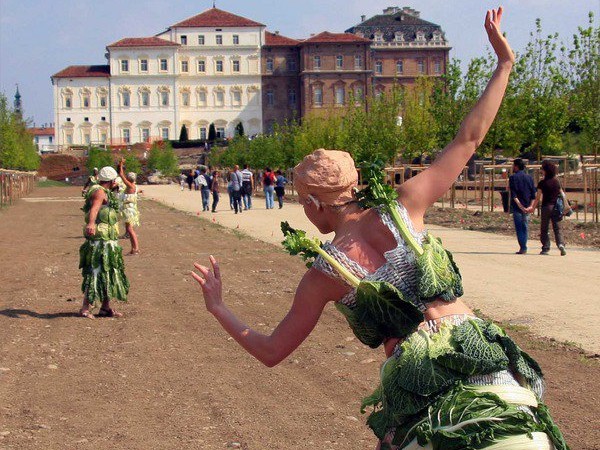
[97,166,118,182]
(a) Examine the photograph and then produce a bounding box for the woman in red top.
[262,167,276,209]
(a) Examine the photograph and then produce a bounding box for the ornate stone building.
[51,6,449,146]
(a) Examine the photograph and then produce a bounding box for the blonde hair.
[126,172,137,182]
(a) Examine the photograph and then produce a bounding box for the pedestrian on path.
[199,168,211,211]
[241,164,254,210]
[229,165,243,214]
[262,167,276,209]
[186,170,194,191]
[527,160,570,256]
[508,158,536,254]
[191,9,568,449]
[179,172,186,191]
[274,170,288,209]
[211,170,220,213]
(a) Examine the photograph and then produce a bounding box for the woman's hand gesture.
[485,7,515,66]
[191,255,224,314]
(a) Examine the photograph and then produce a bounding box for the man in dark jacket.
[509,158,536,254]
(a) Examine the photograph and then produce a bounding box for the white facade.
[52,13,265,147]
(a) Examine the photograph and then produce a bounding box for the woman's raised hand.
[485,7,515,66]
[191,255,224,314]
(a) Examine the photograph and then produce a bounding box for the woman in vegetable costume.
[118,158,141,255]
[191,8,568,450]
[80,166,129,318]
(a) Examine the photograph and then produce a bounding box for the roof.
[52,65,111,78]
[264,31,300,47]
[107,37,180,48]
[28,127,55,136]
[171,7,264,28]
[301,31,371,44]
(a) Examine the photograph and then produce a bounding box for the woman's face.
[299,194,332,234]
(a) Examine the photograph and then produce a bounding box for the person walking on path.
[211,170,220,212]
[229,165,244,214]
[527,160,570,256]
[262,167,276,209]
[274,170,288,209]
[186,170,195,191]
[117,159,141,255]
[199,168,211,212]
[192,9,569,449]
[80,166,129,319]
[179,172,186,191]
[508,158,536,254]
[241,164,254,210]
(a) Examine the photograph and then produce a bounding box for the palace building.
[52,6,450,147]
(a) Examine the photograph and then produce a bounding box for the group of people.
[509,158,571,255]
[181,167,221,212]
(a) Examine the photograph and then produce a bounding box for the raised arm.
[398,7,515,218]
[192,256,342,367]
[118,159,136,192]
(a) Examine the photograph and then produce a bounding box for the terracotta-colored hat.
[293,149,358,206]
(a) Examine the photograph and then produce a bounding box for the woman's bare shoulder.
[296,267,350,305]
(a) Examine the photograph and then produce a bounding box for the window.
[122,129,130,144]
[161,127,169,140]
[335,86,345,105]
[232,60,240,72]
[180,35,187,45]
[199,127,207,140]
[198,91,207,106]
[182,92,190,106]
[313,87,322,106]
[417,59,425,74]
[216,35,223,45]
[142,128,150,143]
[313,55,321,70]
[100,132,107,143]
[416,31,426,42]
[140,59,148,72]
[266,57,274,72]
[141,91,150,107]
[434,60,442,74]
[374,33,383,42]
[181,61,189,73]
[66,134,73,145]
[395,32,404,42]
[198,60,206,72]
[84,117,89,122]
[354,86,363,102]
[83,95,90,108]
[121,59,129,72]
[288,88,297,106]
[35,136,39,144]
[122,91,130,107]
[65,96,72,108]
[84,133,91,145]
[100,95,107,107]
[215,91,224,106]
[160,91,169,106]
[160,59,168,71]
[266,89,274,106]
[216,127,225,138]
[232,91,242,106]
[396,59,404,74]
[336,55,343,70]
[375,61,383,74]
[49,136,53,143]
[216,60,223,73]
[198,35,205,45]
[354,55,363,69]
[286,58,297,72]
[233,35,239,45]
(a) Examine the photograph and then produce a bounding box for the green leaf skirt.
[79,239,129,305]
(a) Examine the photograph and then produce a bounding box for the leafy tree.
[0,93,40,171]
[179,124,189,142]
[158,142,179,176]
[119,150,141,174]
[400,77,439,162]
[208,123,216,142]
[86,147,113,172]
[147,143,162,171]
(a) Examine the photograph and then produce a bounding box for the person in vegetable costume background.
[81,167,99,197]
[192,8,568,450]
[79,165,129,319]
[118,158,141,255]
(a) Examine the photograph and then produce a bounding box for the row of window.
[180,34,241,46]
[264,57,298,73]
[309,55,442,74]
[310,85,365,107]
[120,57,250,74]
[264,88,297,107]
[368,30,444,43]
[311,55,364,71]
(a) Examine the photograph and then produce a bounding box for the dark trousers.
[540,204,564,251]
[211,191,219,212]
[512,210,530,251]
[275,186,285,208]
[232,190,243,213]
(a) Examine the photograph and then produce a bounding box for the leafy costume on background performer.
[281,164,568,450]
[79,184,129,305]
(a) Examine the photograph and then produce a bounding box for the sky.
[0,0,597,125]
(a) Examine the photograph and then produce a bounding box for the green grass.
[37,179,69,188]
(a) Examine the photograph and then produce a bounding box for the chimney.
[383,6,399,15]
[361,15,366,22]
[274,30,280,35]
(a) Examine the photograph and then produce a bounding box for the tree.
[400,77,439,162]
[0,93,40,171]
[86,147,113,172]
[235,122,245,136]
[158,142,179,176]
[208,123,216,142]
[119,150,142,174]
[179,124,189,142]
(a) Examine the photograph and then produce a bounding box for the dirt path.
[0,186,598,450]
[145,184,600,354]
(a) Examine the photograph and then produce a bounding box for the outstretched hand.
[191,255,224,314]
[485,7,515,66]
